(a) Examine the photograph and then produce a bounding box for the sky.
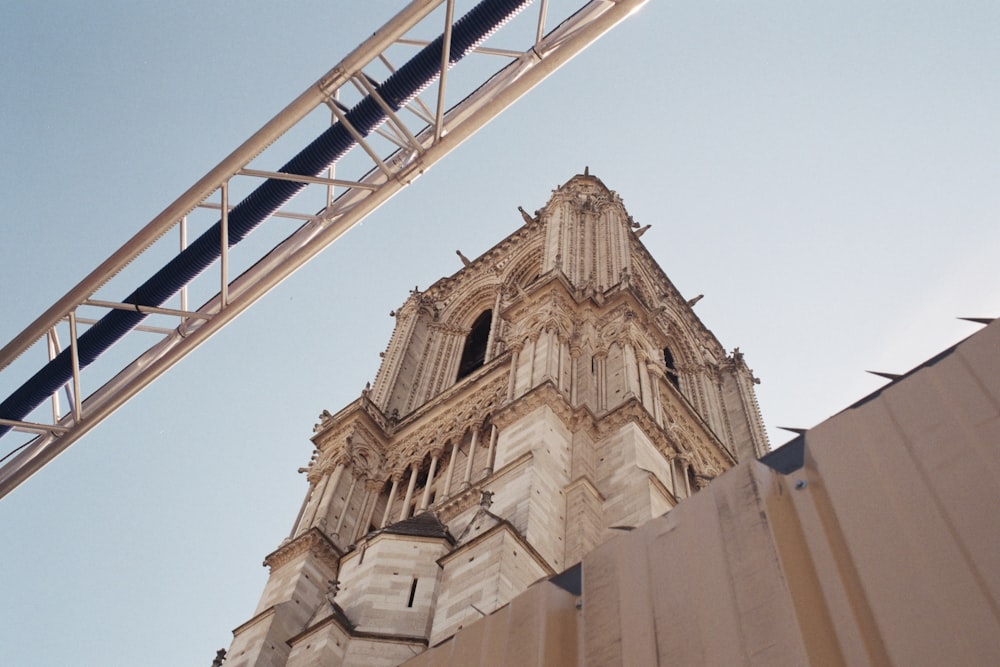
[1,1,998,665]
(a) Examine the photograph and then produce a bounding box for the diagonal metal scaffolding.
[0,0,647,498]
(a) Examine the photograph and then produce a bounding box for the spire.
[540,171,635,291]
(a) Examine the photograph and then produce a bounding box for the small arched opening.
[457,310,492,381]
[663,346,680,390]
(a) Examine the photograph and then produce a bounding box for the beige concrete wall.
[404,320,1000,666]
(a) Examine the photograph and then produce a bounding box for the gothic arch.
[457,310,492,381]
[655,310,701,368]
[349,438,385,480]
[439,279,498,328]
[629,253,665,311]
[502,246,544,290]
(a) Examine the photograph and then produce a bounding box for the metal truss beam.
[0,0,647,498]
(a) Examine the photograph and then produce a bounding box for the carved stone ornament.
[263,528,341,573]
[385,372,507,475]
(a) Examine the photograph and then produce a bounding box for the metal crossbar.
[0,0,647,498]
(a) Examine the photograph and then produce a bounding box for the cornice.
[346,529,455,556]
[286,611,429,648]
[285,609,352,647]
[564,475,605,502]
[644,469,678,507]
[493,381,591,434]
[494,380,733,481]
[436,519,557,577]
[263,528,342,573]
[231,605,276,638]
[312,395,392,444]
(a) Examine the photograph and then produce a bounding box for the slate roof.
[382,511,455,543]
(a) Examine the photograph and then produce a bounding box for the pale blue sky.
[1,2,998,665]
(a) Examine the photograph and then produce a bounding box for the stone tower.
[224,173,769,666]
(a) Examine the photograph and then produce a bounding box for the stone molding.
[644,469,678,507]
[230,605,277,638]
[263,528,342,573]
[564,475,606,503]
[495,379,731,481]
[436,519,557,577]
[286,611,429,650]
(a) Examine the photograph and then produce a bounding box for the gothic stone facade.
[225,173,769,667]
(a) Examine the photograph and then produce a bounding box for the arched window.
[457,310,492,381]
[663,347,680,390]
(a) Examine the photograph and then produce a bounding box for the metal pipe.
[434,0,456,142]
[68,311,81,423]
[0,0,649,499]
[0,0,449,374]
[0,0,532,438]
[220,182,229,308]
[83,300,211,320]
[179,216,188,313]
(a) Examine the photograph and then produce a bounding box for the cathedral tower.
[225,173,768,666]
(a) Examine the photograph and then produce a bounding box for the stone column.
[594,350,607,412]
[647,362,665,428]
[569,346,581,406]
[351,485,372,542]
[545,329,556,382]
[463,428,480,487]
[419,450,441,511]
[668,455,678,498]
[441,441,459,499]
[623,340,640,399]
[507,343,522,400]
[334,474,358,537]
[637,352,652,408]
[290,481,315,539]
[526,335,538,388]
[399,463,418,521]
[485,424,499,476]
[380,474,401,528]
[314,461,346,531]
[356,478,383,540]
[299,476,329,535]
[488,289,503,361]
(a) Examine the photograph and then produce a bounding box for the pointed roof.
[558,168,615,195]
[382,511,455,543]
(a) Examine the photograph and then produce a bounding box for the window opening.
[457,310,492,380]
[407,578,419,608]
[663,347,680,390]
